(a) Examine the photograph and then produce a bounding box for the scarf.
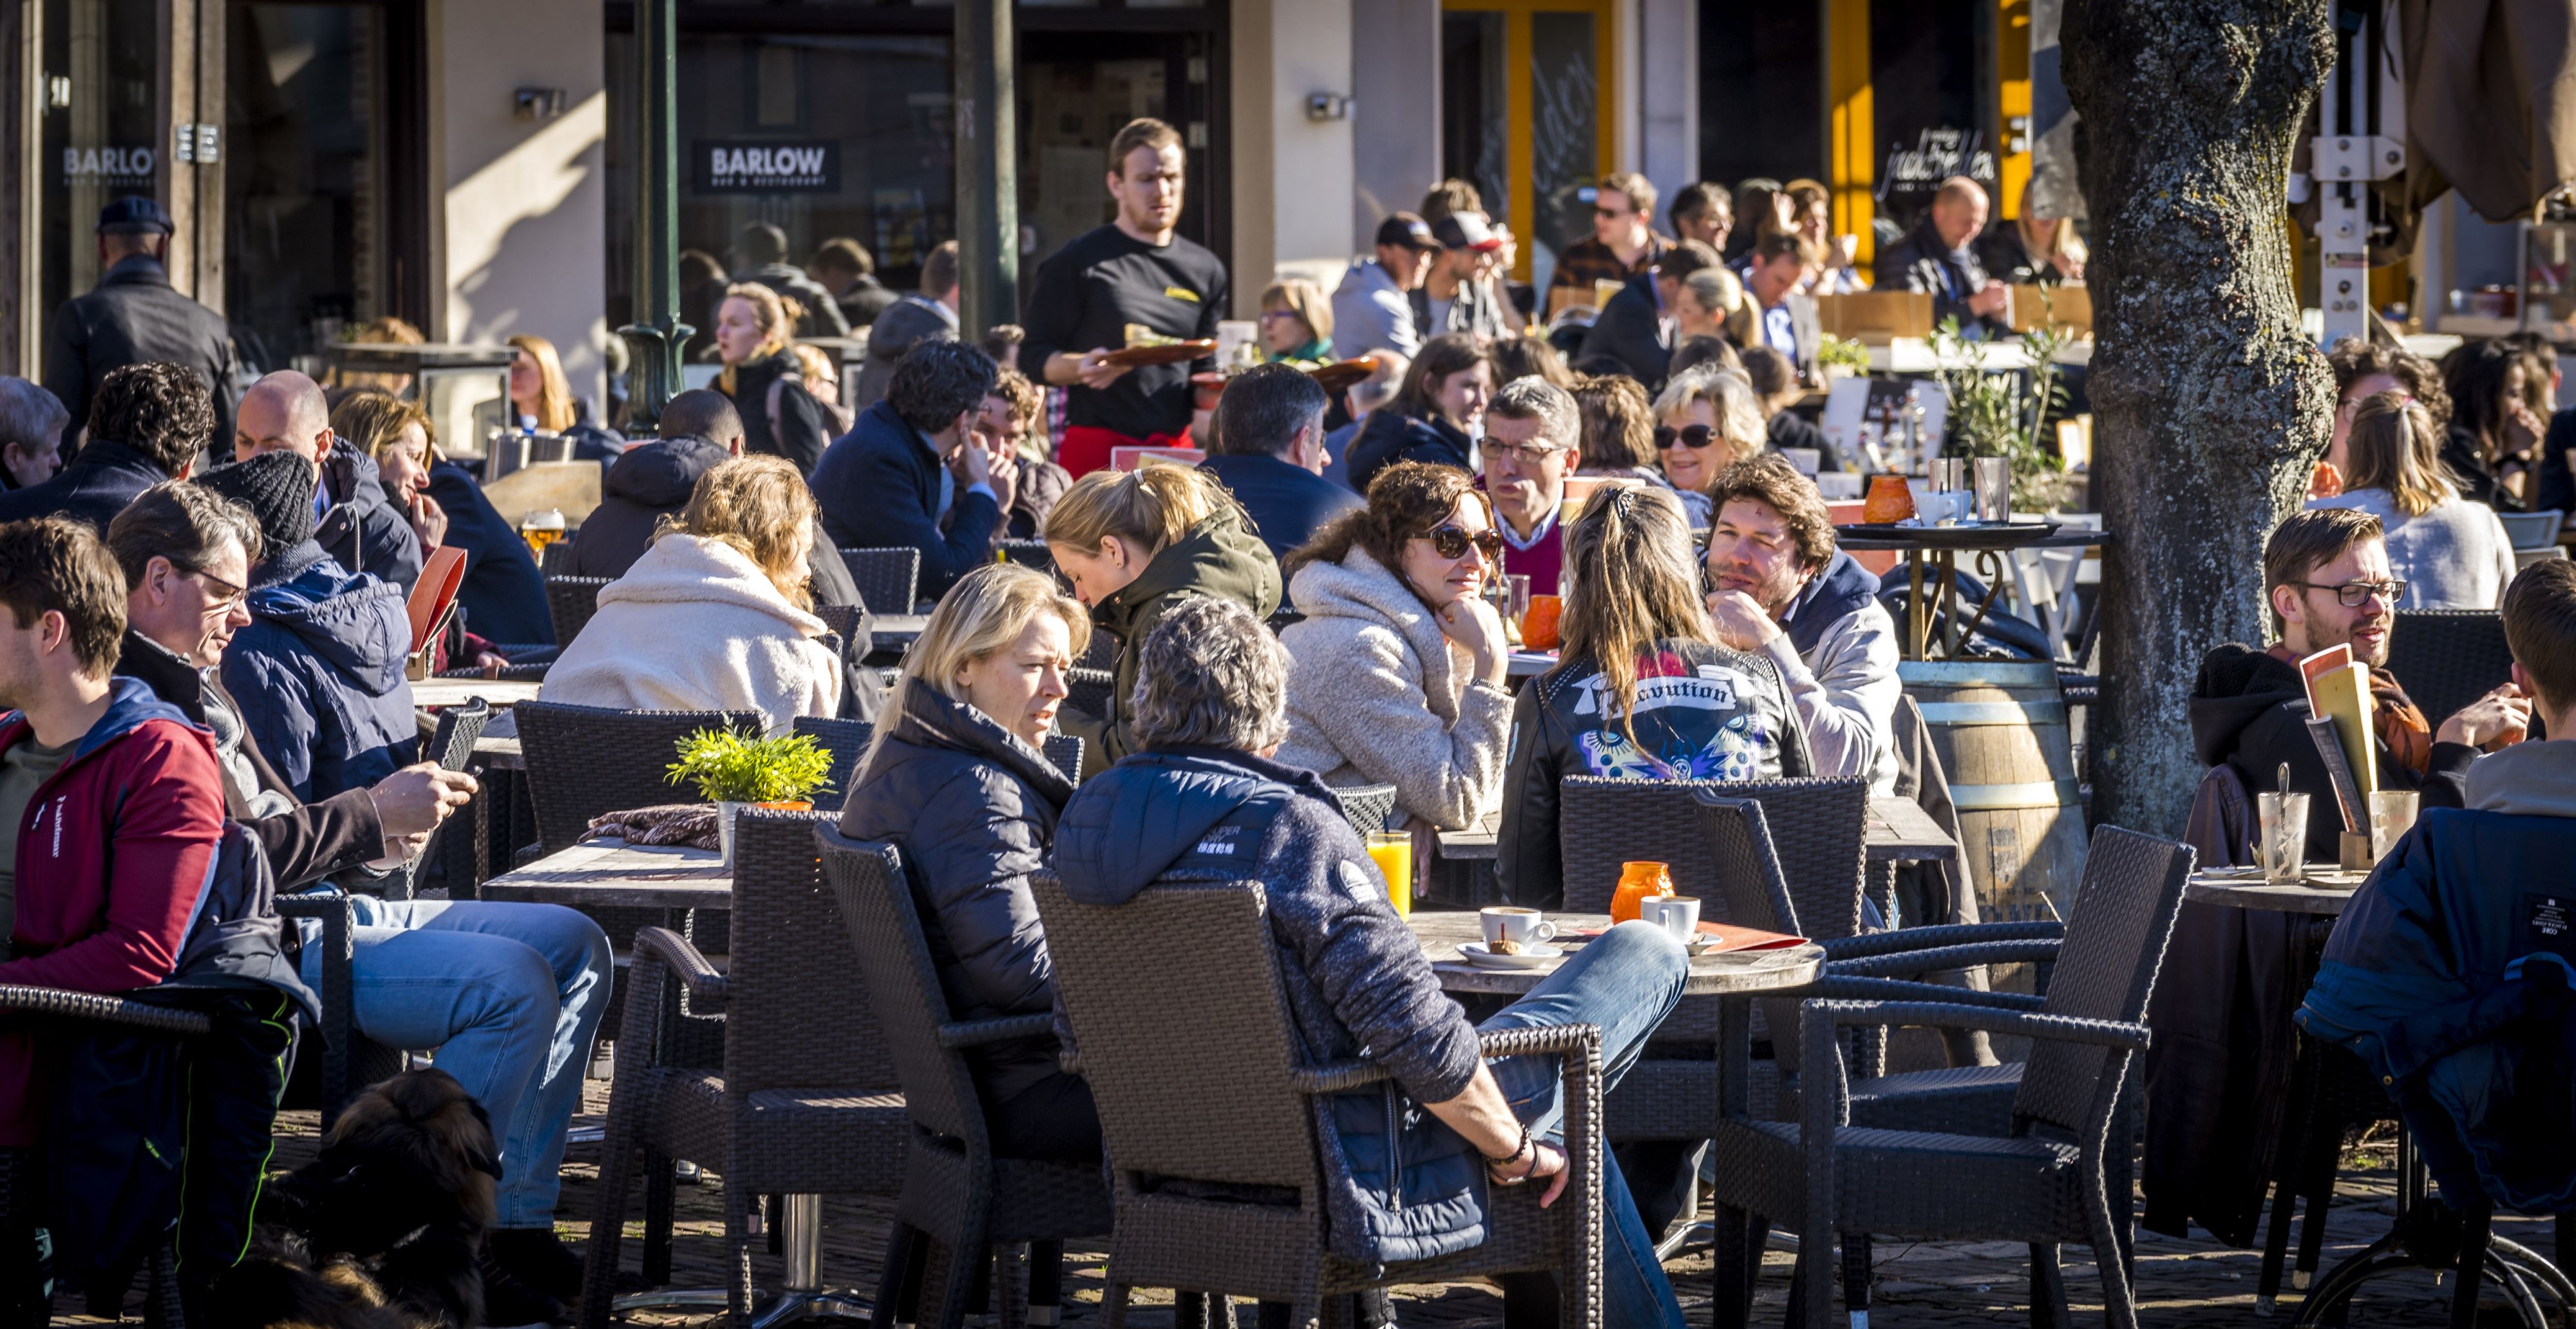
[2268,643,2434,776]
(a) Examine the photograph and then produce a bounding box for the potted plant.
[1927,292,2077,515]
[1817,334,1871,381]
[665,726,835,868]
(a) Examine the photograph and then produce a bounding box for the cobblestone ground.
[73,1098,2547,1327]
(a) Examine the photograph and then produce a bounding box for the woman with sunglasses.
[1277,463,1517,833]
[1649,366,1765,513]
[1343,332,1493,493]
[1258,277,1335,366]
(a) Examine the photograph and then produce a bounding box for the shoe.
[480,1242,571,1326]
[489,1227,585,1302]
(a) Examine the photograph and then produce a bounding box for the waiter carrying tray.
[1023,117,1229,477]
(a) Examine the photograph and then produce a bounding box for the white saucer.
[1459,941,1564,970]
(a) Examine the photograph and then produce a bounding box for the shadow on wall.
[449,88,610,406]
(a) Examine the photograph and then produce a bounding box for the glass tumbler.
[2257,792,2310,884]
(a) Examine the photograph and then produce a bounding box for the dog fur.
[212,1067,502,1329]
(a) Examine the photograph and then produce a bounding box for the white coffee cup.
[1636,894,1702,943]
[1480,906,1558,948]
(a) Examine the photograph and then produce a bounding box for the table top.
[1434,795,1958,865]
[478,839,730,910]
[1835,525,2112,553]
[2182,868,2363,915]
[1507,651,1557,679]
[410,677,546,709]
[1408,912,1823,995]
[871,613,927,643]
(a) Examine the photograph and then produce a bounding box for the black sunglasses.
[1654,424,1718,450]
[1423,524,1507,560]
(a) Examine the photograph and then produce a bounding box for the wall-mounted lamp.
[515,88,569,122]
[1306,93,1352,122]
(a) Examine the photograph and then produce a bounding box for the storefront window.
[1440,11,1508,227]
[1527,10,1598,285]
[39,0,160,327]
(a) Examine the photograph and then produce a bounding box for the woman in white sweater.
[542,454,842,727]
[1276,461,1517,830]
[2307,391,2519,610]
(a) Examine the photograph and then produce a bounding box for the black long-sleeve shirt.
[1019,225,1227,440]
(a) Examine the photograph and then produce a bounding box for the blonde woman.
[1650,367,1765,506]
[1980,180,2088,286]
[540,454,840,725]
[837,562,1099,1158]
[1673,267,1743,343]
[712,282,832,475]
[2308,391,2519,609]
[1497,482,1807,908]
[1042,463,1280,771]
[1259,277,1335,363]
[791,343,855,436]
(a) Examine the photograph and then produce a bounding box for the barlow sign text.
[695,140,841,194]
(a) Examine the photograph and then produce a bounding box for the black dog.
[213,1067,502,1329]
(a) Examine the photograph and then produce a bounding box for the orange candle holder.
[1862,474,1915,524]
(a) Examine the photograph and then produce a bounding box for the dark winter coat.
[726,350,833,477]
[1198,452,1365,585]
[1343,407,1474,496]
[218,540,419,803]
[1874,219,2010,337]
[317,446,423,597]
[1577,273,1672,390]
[0,437,175,531]
[43,255,237,448]
[564,436,733,579]
[741,262,852,338]
[810,399,1001,603]
[1061,511,1281,776]
[423,459,553,645]
[1054,745,1491,1265]
[836,683,1075,1105]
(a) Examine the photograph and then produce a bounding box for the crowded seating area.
[7,116,2576,1329]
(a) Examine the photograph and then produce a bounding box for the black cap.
[196,452,319,554]
[1374,211,1440,252]
[97,196,173,236]
[1431,211,1502,253]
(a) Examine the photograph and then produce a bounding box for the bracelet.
[1484,1122,1533,1180]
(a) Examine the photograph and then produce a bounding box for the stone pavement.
[84,1101,2543,1327]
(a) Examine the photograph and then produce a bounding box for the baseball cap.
[1374,211,1440,252]
[1431,211,1503,253]
[97,196,173,236]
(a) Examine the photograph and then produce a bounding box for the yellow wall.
[1825,0,1874,276]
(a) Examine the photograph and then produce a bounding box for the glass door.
[1438,0,1615,289]
[38,0,165,335]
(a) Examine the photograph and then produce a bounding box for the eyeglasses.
[1258,309,1302,322]
[2294,579,2408,607]
[1654,424,1718,450]
[1485,439,1567,465]
[1422,524,1507,560]
[183,566,246,613]
[1593,205,1631,220]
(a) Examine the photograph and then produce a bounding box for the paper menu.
[2299,644,2379,804]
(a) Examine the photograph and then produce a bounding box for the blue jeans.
[294,897,613,1227]
[1477,921,1691,1329]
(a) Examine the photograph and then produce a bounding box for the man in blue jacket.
[0,361,207,530]
[1053,595,1692,1327]
[809,339,1017,604]
[1198,363,1361,601]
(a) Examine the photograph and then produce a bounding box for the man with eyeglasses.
[2192,507,2531,861]
[1479,377,1583,598]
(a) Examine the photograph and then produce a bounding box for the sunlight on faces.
[2275,539,2398,667]
[131,538,252,669]
[234,386,331,469]
[1400,494,1497,612]
[1659,397,1723,493]
[1048,535,1153,607]
[713,296,768,367]
[1750,254,1815,308]
[1260,303,1312,356]
[2329,370,2403,470]
[956,613,1074,747]
[1110,142,1186,238]
[1593,189,1641,249]
[1433,362,1493,433]
[978,396,1030,457]
[1933,187,1989,251]
[1705,497,1814,616]
[1481,413,1570,535]
[1379,243,1433,290]
[1672,285,1725,339]
[377,422,433,508]
[508,348,542,408]
[4,425,61,490]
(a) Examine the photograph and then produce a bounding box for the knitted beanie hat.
[196,451,319,553]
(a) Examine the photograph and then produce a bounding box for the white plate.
[1459,942,1564,970]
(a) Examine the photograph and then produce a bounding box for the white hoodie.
[539,533,840,731]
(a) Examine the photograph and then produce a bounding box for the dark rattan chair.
[515,700,767,857]
[1063,667,1115,734]
[790,715,875,814]
[820,830,1110,1328]
[1041,734,1084,784]
[381,698,491,902]
[579,809,906,1328]
[542,539,580,575]
[1333,783,1399,837]
[838,548,922,615]
[545,575,614,647]
[1706,824,2194,1329]
[1032,873,1605,1326]
[2386,609,2515,731]
[996,538,1055,575]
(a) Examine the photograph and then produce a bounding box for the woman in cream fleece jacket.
[541,455,842,729]
[1276,463,1516,830]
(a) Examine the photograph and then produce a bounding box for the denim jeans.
[1477,921,1691,1329]
[294,897,613,1228]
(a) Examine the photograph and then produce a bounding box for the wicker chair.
[2386,609,2515,730]
[819,830,1110,1328]
[515,700,767,857]
[1705,824,2194,1329]
[1032,873,1605,1326]
[1333,782,1399,837]
[1042,734,1084,783]
[579,809,906,1328]
[1063,667,1115,734]
[789,715,875,814]
[545,575,613,647]
[996,538,1055,574]
[542,539,580,575]
[838,547,923,615]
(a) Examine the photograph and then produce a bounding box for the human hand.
[2437,684,2532,749]
[370,763,479,841]
[409,491,449,553]
[1830,234,1859,268]
[2308,461,2344,500]
[2506,403,2546,459]
[1437,595,1510,685]
[472,651,510,680]
[1077,349,1134,391]
[985,443,1021,515]
[1705,589,1782,651]
[367,830,431,871]
[1486,1140,1571,1207]
[1967,282,2011,317]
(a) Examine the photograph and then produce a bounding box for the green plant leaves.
[665,725,836,804]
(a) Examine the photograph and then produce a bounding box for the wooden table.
[1835,525,2110,661]
[410,677,545,709]
[478,838,730,911]
[871,613,929,652]
[2180,868,2362,917]
[1408,911,1822,996]
[1434,795,1961,866]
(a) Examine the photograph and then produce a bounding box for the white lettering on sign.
[704,144,833,189]
[62,146,155,184]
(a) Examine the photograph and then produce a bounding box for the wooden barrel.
[1899,660,2088,932]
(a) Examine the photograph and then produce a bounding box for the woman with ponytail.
[1043,463,1280,772]
[712,282,834,475]
[1495,481,1808,908]
[2308,390,2519,609]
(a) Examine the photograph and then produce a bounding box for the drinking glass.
[1505,573,1532,635]
[2369,790,2421,861]
[1365,831,1413,917]
[1973,457,2013,523]
[2257,792,2310,884]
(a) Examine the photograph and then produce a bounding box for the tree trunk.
[2062,0,2338,837]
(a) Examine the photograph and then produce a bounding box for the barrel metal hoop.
[1948,778,2081,810]
[1915,700,2068,727]
[1896,660,2063,689]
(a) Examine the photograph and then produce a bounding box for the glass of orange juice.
[1365,831,1413,916]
